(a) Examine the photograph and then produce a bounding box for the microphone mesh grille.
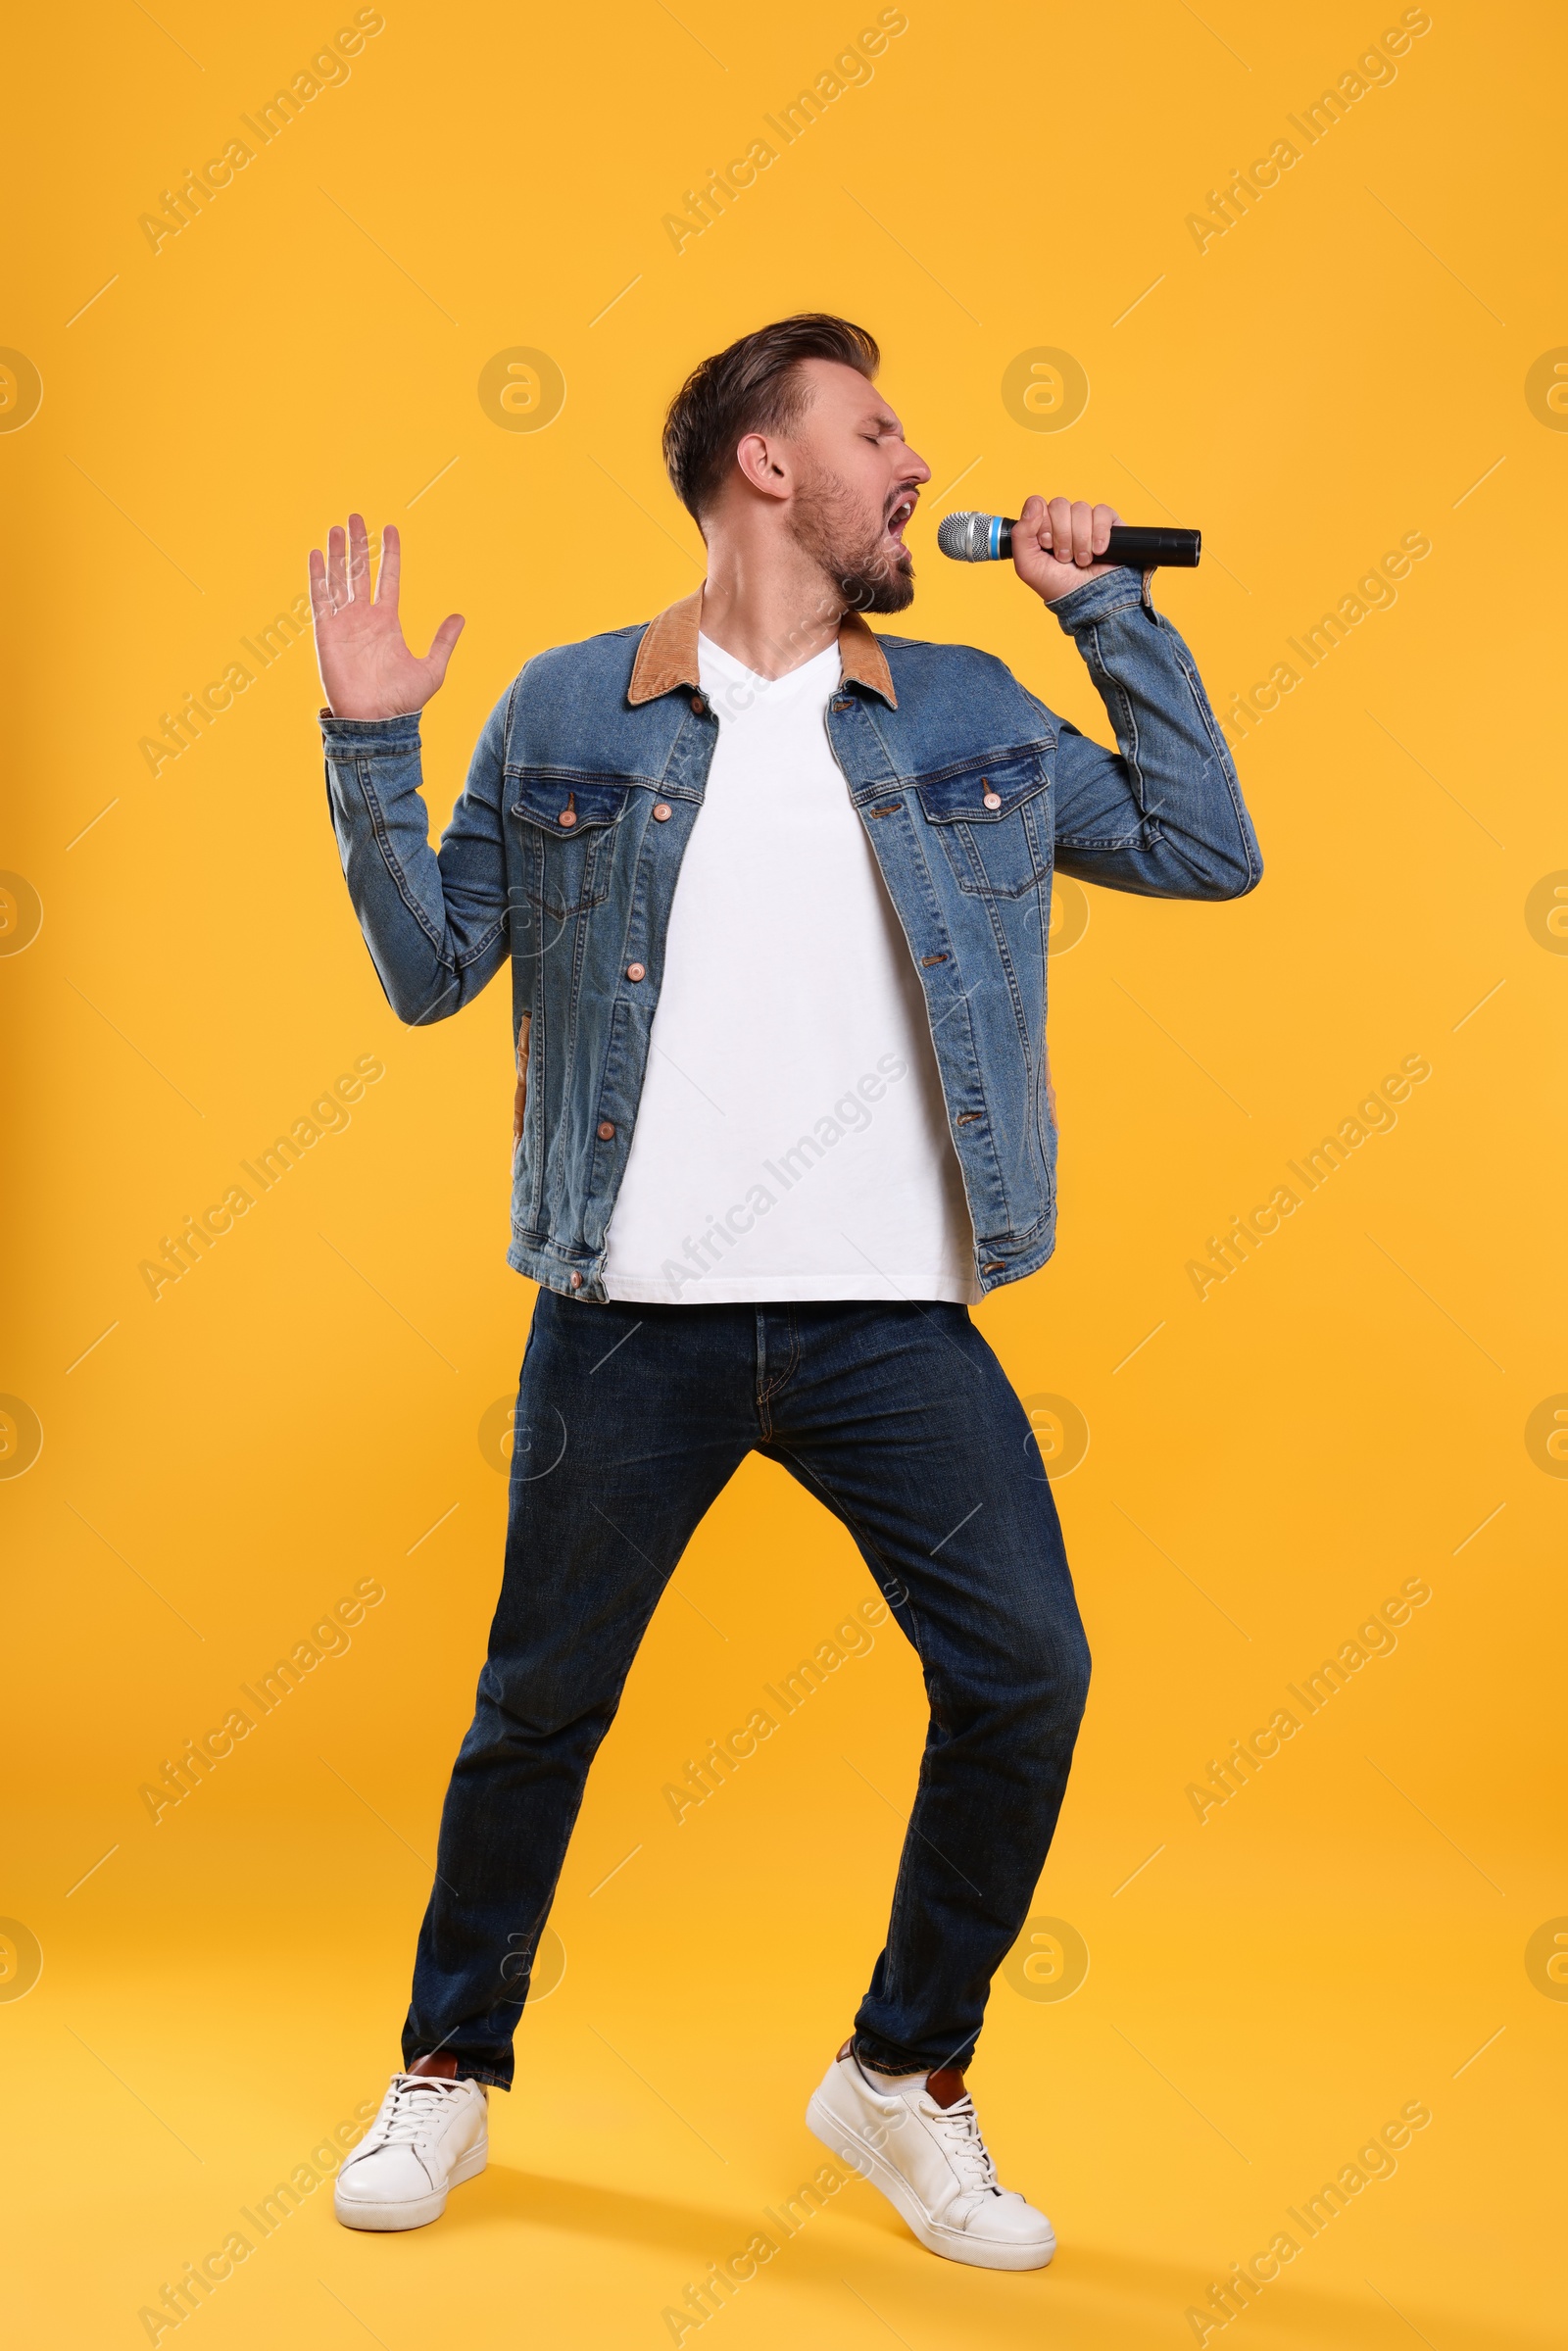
[936,511,993,562]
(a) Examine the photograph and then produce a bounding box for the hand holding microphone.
[938,495,1200,604]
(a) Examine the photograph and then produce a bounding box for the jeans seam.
[772,1441,927,1657]
[773,1438,1002,2070]
[757,1309,800,1439]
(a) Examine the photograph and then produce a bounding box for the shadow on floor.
[429,2163,1540,2349]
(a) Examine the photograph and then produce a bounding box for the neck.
[698,537,844,680]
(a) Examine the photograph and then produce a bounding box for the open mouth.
[886,493,917,547]
[883,488,921,557]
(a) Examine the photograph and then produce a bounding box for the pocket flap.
[509,774,630,832]
[914,752,1050,826]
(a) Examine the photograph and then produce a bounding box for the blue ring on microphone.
[988,515,1003,560]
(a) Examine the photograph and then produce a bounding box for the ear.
[734,430,792,502]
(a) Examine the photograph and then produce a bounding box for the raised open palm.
[308,513,465,720]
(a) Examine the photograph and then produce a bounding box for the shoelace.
[376,2076,468,2144]
[926,2094,1004,2196]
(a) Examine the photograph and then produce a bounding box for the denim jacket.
[320,569,1260,1302]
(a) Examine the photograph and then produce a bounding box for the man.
[311,315,1260,2267]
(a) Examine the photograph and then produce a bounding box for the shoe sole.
[334,2136,489,2232]
[806,2091,1055,2273]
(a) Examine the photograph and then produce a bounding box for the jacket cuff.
[1045,566,1147,629]
[319,709,422,747]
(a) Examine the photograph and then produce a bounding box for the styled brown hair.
[662,313,880,524]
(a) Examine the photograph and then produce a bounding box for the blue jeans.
[404,1294,1091,2086]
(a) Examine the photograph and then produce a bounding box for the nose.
[903,444,932,487]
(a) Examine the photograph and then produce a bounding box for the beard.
[786,468,916,615]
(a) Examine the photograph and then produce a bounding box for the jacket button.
[653,803,671,821]
[690,694,704,712]
[982,791,1002,810]
[626,961,646,982]
[597,1120,615,1140]
[569,1272,584,1288]
[559,808,577,827]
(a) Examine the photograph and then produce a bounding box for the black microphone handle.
[997,521,1200,569]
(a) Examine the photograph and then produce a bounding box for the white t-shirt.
[602,632,978,1305]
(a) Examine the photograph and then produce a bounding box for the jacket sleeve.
[319,683,515,1025]
[1026,568,1263,901]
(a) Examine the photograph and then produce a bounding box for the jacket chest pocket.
[914,752,1053,901]
[507,775,630,934]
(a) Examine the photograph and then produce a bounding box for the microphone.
[937,511,1200,569]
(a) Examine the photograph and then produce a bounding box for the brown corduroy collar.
[626,589,897,709]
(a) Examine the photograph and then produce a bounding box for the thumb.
[1014,494,1048,543]
[1011,498,1052,569]
[425,612,466,676]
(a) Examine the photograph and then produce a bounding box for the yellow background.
[3,1,1564,2343]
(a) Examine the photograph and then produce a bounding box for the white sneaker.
[334,2073,489,2231]
[807,2042,1055,2271]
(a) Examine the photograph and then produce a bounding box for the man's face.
[782,360,930,613]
